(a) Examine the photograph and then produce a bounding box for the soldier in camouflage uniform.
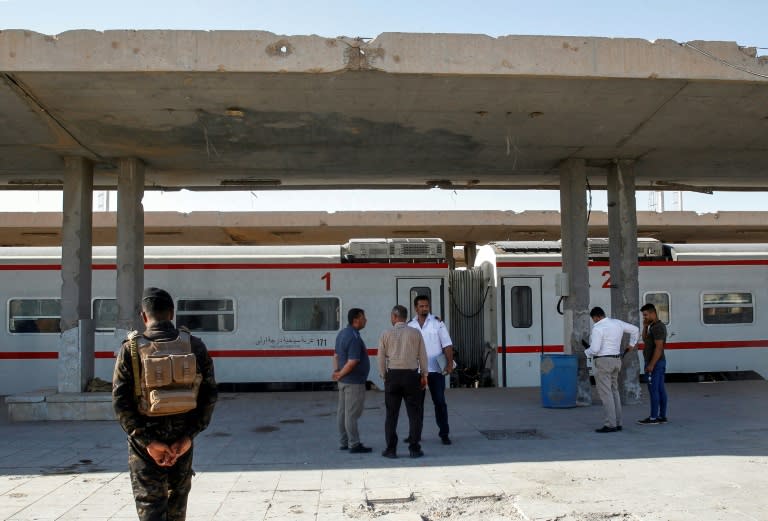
[113,287,218,521]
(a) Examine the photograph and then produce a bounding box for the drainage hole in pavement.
[252,425,280,433]
[480,428,546,440]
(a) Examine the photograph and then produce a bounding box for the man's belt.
[594,354,621,358]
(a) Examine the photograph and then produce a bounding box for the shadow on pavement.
[1,381,766,477]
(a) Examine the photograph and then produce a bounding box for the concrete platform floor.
[0,381,766,520]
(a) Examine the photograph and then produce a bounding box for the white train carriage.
[473,240,768,387]
[0,240,448,395]
[1,239,766,396]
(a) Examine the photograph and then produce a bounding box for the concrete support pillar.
[463,242,477,268]
[116,158,145,339]
[59,156,94,393]
[559,158,592,406]
[607,160,642,404]
[446,241,456,270]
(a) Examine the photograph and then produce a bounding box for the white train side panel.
[0,247,448,395]
[1,243,767,395]
[477,243,768,387]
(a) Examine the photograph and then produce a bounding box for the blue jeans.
[422,372,449,438]
[647,359,668,419]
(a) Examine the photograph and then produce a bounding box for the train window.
[8,298,61,333]
[701,292,754,325]
[93,298,118,332]
[643,292,670,324]
[410,287,431,309]
[510,286,533,328]
[281,297,340,332]
[176,299,235,332]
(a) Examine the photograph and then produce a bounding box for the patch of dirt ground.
[342,494,639,521]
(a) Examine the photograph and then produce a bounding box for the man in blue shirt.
[332,308,372,453]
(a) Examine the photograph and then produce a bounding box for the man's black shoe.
[409,449,424,458]
[349,444,373,453]
[440,436,452,445]
[657,417,668,424]
[595,426,618,433]
[381,449,397,459]
[637,417,660,425]
[339,445,348,450]
[616,426,623,431]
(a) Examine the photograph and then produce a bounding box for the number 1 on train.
[321,272,331,291]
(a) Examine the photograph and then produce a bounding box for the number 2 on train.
[601,270,611,289]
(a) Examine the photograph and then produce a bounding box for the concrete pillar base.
[57,320,95,393]
[6,390,114,422]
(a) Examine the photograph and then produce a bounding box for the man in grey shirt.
[378,305,428,458]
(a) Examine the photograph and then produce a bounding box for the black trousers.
[421,372,450,438]
[384,369,424,451]
[128,440,194,521]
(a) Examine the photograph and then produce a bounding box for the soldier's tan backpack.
[129,327,201,416]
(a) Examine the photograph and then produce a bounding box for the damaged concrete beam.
[1,31,766,82]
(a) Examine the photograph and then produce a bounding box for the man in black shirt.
[637,303,668,425]
[113,287,218,521]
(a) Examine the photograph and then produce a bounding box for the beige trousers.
[594,357,622,428]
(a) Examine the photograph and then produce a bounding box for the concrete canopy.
[1,210,766,247]
[1,30,767,191]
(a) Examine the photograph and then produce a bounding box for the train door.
[396,278,445,320]
[500,276,543,387]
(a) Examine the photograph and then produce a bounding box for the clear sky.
[1,0,766,213]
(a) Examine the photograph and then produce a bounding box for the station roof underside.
[1,31,767,192]
[1,211,766,247]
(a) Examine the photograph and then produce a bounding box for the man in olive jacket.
[113,287,218,521]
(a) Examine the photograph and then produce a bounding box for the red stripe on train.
[0,351,58,359]
[498,345,565,354]
[0,348,380,359]
[4,341,765,360]
[496,260,768,268]
[208,348,380,357]
[210,349,337,357]
[4,260,768,271]
[497,340,768,353]
[0,349,379,360]
[667,340,768,349]
[0,263,448,271]
[0,351,117,359]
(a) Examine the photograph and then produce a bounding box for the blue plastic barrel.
[540,354,578,408]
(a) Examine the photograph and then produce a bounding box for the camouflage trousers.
[128,440,194,521]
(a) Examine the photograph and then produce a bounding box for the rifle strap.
[129,334,142,398]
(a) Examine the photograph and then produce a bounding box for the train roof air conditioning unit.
[495,241,562,254]
[343,238,446,263]
[341,239,390,262]
[587,238,663,259]
[587,238,611,258]
[637,238,664,258]
[388,238,445,261]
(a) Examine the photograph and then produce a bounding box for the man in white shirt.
[408,295,454,445]
[585,307,639,433]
